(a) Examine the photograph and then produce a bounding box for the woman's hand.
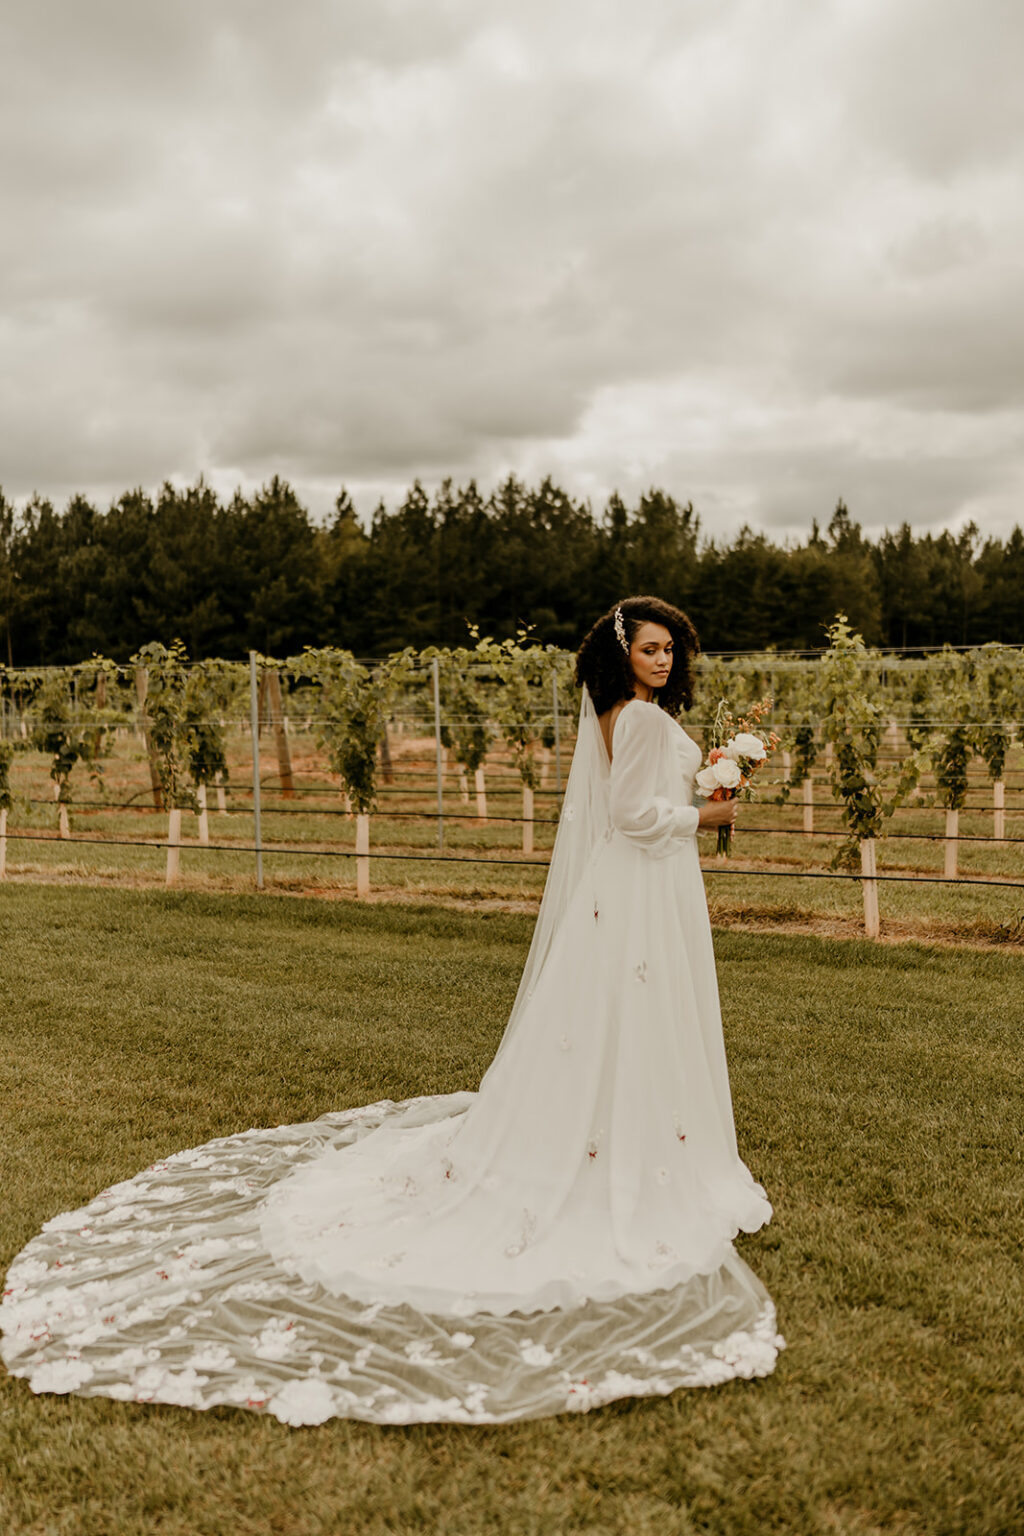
[698,797,739,829]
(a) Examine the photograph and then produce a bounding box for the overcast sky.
[2,0,1022,542]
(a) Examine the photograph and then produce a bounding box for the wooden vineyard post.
[249,651,264,891]
[432,656,444,852]
[266,671,294,797]
[166,807,182,885]
[378,726,395,785]
[522,783,534,854]
[0,807,7,878]
[474,765,488,823]
[356,812,370,898]
[860,838,880,939]
[134,666,164,810]
[994,780,1006,843]
[802,777,814,834]
[944,809,959,878]
[196,782,210,844]
[53,781,69,839]
[90,670,107,757]
[552,671,562,794]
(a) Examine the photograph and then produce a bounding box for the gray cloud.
[1,0,1022,541]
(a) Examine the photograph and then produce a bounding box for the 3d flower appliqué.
[504,1208,537,1259]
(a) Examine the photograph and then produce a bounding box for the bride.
[1,595,784,1425]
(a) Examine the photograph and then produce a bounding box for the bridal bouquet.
[695,696,780,857]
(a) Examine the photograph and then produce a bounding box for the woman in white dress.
[1,596,783,1425]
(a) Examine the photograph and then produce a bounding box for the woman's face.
[629,621,674,693]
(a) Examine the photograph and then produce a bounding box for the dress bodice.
[670,718,704,792]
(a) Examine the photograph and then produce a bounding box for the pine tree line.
[1,474,1021,665]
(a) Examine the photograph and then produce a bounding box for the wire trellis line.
[4,831,1024,890]
[16,799,1024,842]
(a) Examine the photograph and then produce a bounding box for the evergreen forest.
[1,474,1021,665]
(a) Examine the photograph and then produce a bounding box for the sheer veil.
[481,685,608,1082]
[0,685,785,1426]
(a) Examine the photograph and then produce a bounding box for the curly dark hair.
[575,595,701,715]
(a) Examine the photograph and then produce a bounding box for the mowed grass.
[0,885,1022,1536]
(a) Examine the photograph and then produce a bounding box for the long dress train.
[1,692,784,1424]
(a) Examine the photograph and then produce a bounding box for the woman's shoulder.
[610,698,675,748]
[621,698,675,726]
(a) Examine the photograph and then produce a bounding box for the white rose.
[729,732,767,762]
[695,765,720,796]
[712,757,742,789]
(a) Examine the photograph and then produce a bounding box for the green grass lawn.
[1,886,1022,1536]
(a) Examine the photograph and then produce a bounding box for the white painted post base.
[522,784,534,854]
[458,768,469,804]
[58,803,69,840]
[802,778,814,834]
[0,806,7,878]
[944,809,958,879]
[860,838,880,939]
[197,783,210,845]
[994,780,1005,843]
[166,807,182,885]
[474,766,488,823]
[356,812,370,898]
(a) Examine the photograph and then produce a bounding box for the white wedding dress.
[1,692,783,1424]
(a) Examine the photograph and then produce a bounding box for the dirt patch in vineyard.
[4,862,1022,949]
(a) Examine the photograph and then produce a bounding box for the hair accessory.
[613,606,629,654]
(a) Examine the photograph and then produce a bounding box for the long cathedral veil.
[0,687,784,1425]
[481,684,609,1081]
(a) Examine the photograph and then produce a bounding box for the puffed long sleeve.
[609,701,700,857]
